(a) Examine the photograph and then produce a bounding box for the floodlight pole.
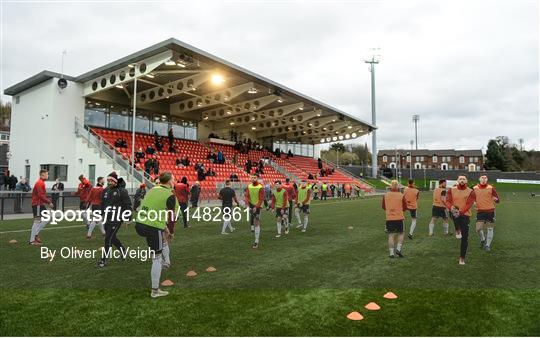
[131,64,138,193]
[365,56,379,178]
[409,140,414,179]
[412,114,420,150]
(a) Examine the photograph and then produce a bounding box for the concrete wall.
[10,77,84,187]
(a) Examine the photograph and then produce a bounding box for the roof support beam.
[254,114,335,138]
[137,72,208,105]
[170,82,253,115]
[83,50,172,96]
[213,102,304,129]
[202,95,279,121]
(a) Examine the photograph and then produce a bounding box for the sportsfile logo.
[40,246,156,262]
[41,206,252,224]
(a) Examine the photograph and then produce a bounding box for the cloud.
[1,0,538,150]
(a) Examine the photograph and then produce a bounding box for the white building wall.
[10,77,85,188]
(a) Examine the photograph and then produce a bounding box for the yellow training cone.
[161,279,174,286]
[364,302,381,311]
[383,292,398,299]
[347,311,364,321]
[8,239,17,244]
[206,266,217,272]
[186,270,197,277]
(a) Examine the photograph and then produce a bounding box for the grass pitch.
[1,192,539,336]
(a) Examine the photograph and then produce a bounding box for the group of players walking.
[382,174,500,265]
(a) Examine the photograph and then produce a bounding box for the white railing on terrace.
[321,158,376,191]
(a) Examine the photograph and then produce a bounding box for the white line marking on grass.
[0,224,85,234]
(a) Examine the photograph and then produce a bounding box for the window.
[40,164,68,181]
[421,156,424,161]
[135,112,150,134]
[152,114,169,136]
[406,155,411,163]
[414,163,421,169]
[391,156,395,161]
[383,155,387,162]
[109,107,129,130]
[85,108,108,127]
[459,156,465,163]
[432,156,438,163]
[0,133,9,141]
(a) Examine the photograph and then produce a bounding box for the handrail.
[269,160,300,182]
[74,117,155,190]
[322,158,376,190]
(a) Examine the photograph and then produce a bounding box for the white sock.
[254,226,260,243]
[396,243,403,251]
[295,209,302,225]
[303,216,309,229]
[477,229,486,241]
[151,255,162,289]
[443,223,449,234]
[29,221,39,242]
[37,220,49,233]
[389,247,395,256]
[277,221,282,235]
[227,221,234,231]
[222,221,229,233]
[251,225,255,231]
[87,221,96,237]
[409,219,417,235]
[486,227,494,246]
[428,221,434,235]
[162,243,170,266]
[98,222,105,234]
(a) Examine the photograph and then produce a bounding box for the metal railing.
[321,158,376,191]
[74,117,155,191]
[269,160,300,182]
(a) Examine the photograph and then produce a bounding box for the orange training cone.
[383,292,398,299]
[206,266,217,272]
[8,239,17,244]
[347,311,364,321]
[364,302,381,310]
[186,270,197,277]
[161,279,174,286]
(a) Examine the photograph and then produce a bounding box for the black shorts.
[135,222,163,254]
[32,205,48,219]
[453,215,470,229]
[409,209,417,218]
[298,204,310,214]
[249,204,261,221]
[79,201,87,210]
[432,206,448,219]
[477,211,495,223]
[386,220,404,233]
[91,204,101,211]
[275,207,287,218]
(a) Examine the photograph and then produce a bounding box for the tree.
[0,100,11,128]
[485,139,506,170]
[329,142,346,153]
[351,143,372,165]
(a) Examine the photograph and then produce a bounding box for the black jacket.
[101,178,132,224]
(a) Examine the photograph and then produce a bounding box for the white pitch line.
[0,224,86,234]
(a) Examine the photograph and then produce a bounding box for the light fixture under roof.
[230,122,235,125]
[211,73,225,85]
[165,60,176,66]
[248,87,258,94]
[176,62,186,68]
[251,126,256,130]
[277,97,283,103]
[146,73,155,79]
[115,85,123,89]
[299,106,304,110]
[348,125,352,129]
[203,116,209,120]
[316,113,321,117]
[226,110,232,115]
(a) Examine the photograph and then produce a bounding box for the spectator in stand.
[175,158,183,167]
[174,177,190,228]
[152,158,160,175]
[156,138,163,152]
[145,144,155,155]
[232,153,238,165]
[206,167,216,177]
[114,138,127,148]
[133,183,146,211]
[190,181,201,207]
[8,174,18,190]
[182,157,190,167]
[135,147,145,163]
[307,173,314,180]
[320,168,325,177]
[51,178,64,210]
[230,173,239,182]
[318,158,323,170]
[274,148,281,157]
[14,178,31,213]
[197,166,206,181]
[217,150,225,164]
[245,160,252,174]
[168,128,174,148]
[287,149,293,158]
[153,130,159,144]
[144,158,154,176]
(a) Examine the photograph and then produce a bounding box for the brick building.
[377,149,483,171]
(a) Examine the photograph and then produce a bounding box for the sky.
[1,0,538,151]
